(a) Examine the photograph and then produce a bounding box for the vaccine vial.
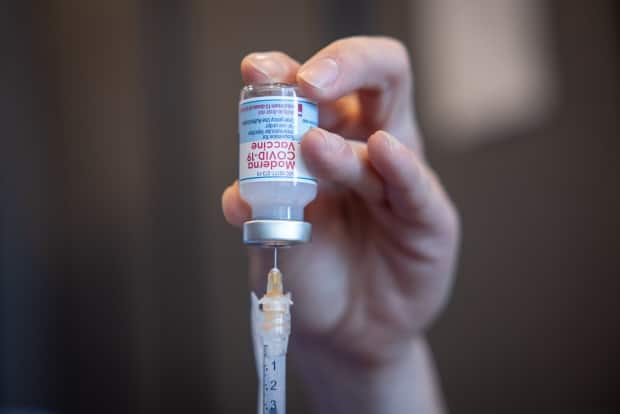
[239,83,318,246]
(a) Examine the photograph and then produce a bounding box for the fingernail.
[315,129,345,153]
[247,53,286,80]
[298,58,339,89]
[325,131,346,153]
[381,131,400,152]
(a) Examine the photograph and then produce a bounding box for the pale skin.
[222,36,460,413]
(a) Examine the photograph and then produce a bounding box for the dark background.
[1,0,618,413]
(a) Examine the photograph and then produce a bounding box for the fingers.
[240,38,419,147]
[221,181,250,227]
[240,52,300,84]
[296,36,416,142]
[240,51,348,135]
[300,127,449,229]
[297,36,411,100]
[301,128,384,203]
[225,128,453,235]
[367,131,451,228]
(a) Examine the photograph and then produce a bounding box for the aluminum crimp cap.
[243,219,311,246]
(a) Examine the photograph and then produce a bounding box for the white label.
[239,96,318,183]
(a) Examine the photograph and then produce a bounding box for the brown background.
[1,0,618,413]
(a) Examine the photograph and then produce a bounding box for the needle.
[273,246,278,269]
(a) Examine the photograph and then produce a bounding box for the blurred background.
[1,0,618,413]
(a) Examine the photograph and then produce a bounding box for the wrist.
[291,336,446,414]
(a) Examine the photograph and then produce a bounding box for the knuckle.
[382,36,413,83]
[326,36,367,62]
[384,37,410,62]
[328,36,413,84]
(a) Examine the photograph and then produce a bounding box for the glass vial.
[239,83,318,246]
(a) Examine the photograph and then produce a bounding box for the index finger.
[297,36,417,147]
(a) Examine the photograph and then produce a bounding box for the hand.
[222,36,460,413]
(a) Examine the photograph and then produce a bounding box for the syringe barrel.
[260,307,290,414]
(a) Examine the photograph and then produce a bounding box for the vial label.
[239,96,318,184]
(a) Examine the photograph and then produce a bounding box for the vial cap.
[243,219,311,246]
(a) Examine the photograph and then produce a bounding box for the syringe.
[258,248,292,414]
